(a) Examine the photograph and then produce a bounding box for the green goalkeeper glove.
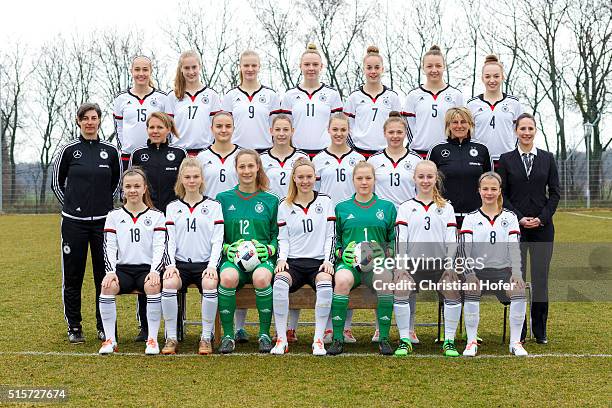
[223,239,244,260]
[252,239,275,262]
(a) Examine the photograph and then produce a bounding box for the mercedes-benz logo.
[140,153,149,162]
[73,150,82,159]
[441,149,450,158]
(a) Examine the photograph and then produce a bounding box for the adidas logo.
[347,214,355,219]
[260,309,271,313]
[296,95,301,100]
[379,316,391,321]
[291,210,296,214]
[228,205,236,211]
[76,207,81,212]
[220,309,231,314]
[419,96,425,101]
[324,161,330,165]
[478,222,483,225]
[235,97,241,102]
[177,209,182,213]
[332,316,343,321]
[411,208,417,212]
[120,219,126,223]
[127,101,132,104]
[360,99,365,103]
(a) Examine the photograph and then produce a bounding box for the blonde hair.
[415,161,447,208]
[328,112,349,128]
[352,161,375,179]
[239,50,261,85]
[301,43,322,63]
[285,158,315,206]
[444,107,475,138]
[174,157,205,198]
[211,111,234,126]
[174,50,202,100]
[131,55,155,88]
[363,45,383,64]
[422,45,445,67]
[479,171,503,211]
[482,54,505,77]
[146,112,180,140]
[235,149,269,191]
[383,111,407,133]
[121,167,154,208]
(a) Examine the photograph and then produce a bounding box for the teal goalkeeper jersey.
[217,186,279,250]
[334,194,397,253]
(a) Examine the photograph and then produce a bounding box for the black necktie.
[522,153,533,177]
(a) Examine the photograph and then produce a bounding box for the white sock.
[201,289,218,341]
[394,297,411,339]
[345,309,353,330]
[161,289,178,340]
[235,308,247,331]
[510,296,527,344]
[272,276,290,342]
[99,294,116,343]
[374,310,380,331]
[408,293,417,332]
[444,300,462,341]
[314,281,332,340]
[288,309,300,331]
[325,315,332,331]
[146,294,162,342]
[463,300,480,343]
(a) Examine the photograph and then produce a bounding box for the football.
[352,241,377,273]
[233,240,261,272]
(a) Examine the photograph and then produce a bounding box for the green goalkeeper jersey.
[217,186,280,249]
[335,193,397,254]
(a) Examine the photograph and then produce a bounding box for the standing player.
[328,162,397,356]
[113,56,167,163]
[404,45,464,157]
[260,114,308,198]
[459,172,528,357]
[344,46,403,157]
[222,50,281,151]
[216,150,280,354]
[166,50,221,155]
[271,158,335,355]
[98,168,166,355]
[129,112,187,212]
[161,158,224,355]
[367,111,421,343]
[394,161,459,356]
[52,102,121,343]
[467,55,524,164]
[280,44,343,156]
[197,112,241,199]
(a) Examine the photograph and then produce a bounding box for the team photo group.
[51,42,559,359]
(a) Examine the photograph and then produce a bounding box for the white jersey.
[260,149,309,198]
[103,207,166,274]
[403,85,464,152]
[312,149,365,205]
[467,94,524,160]
[197,145,241,198]
[460,209,521,273]
[113,89,167,154]
[222,86,281,150]
[395,198,457,260]
[368,150,422,208]
[166,88,221,150]
[345,86,403,151]
[280,85,343,152]
[277,192,336,262]
[165,197,224,266]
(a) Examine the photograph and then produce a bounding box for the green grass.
[0,212,610,407]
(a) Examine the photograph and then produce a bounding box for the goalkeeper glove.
[338,241,356,265]
[252,239,275,262]
[223,239,244,260]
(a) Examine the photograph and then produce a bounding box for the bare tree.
[462,0,483,97]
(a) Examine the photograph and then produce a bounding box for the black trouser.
[61,217,106,331]
[520,222,554,340]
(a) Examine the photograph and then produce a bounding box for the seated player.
[98,168,166,355]
[161,158,224,355]
[328,161,397,356]
[271,158,335,355]
[216,149,280,354]
[459,171,528,357]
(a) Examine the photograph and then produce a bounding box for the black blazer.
[497,148,560,226]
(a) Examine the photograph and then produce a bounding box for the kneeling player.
[216,150,280,354]
[394,161,460,356]
[161,158,224,355]
[459,171,528,357]
[271,159,335,355]
[98,168,166,355]
[328,161,397,356]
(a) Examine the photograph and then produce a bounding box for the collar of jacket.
[79,135,100,143]
[446,136,472,146]
[147,139,169,148]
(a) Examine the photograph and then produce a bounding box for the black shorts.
[175,261,209,293]
[286,258,324,293]
[473,267,512,303]
[116,264,150,294]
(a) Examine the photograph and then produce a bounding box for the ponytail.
[285,158,315,206]
[422,45,445,67]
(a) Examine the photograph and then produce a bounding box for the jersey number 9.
[248,106,255,119]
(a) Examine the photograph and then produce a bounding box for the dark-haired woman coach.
[497,112,560,344]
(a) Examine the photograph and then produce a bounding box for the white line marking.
[567,212,612,220]
[0,351,610,359]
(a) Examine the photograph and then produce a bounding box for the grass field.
[0,212,611,407]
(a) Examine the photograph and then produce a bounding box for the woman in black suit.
[497,113,560,344]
